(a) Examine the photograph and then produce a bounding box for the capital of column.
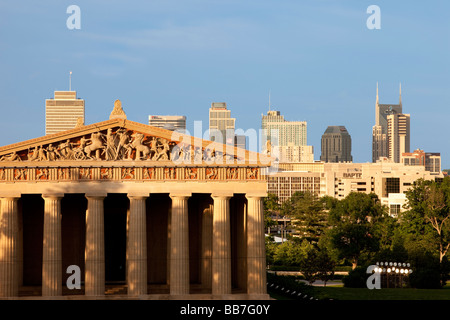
[127,192,149,200]
[85,193,107,200]
[169,192,192,200]
[0,196,20,202]
[245,193,267,200]
[42,193,64,200]
[211,193,233,200]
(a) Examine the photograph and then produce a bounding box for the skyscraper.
[209,102,236,145]
[387,113,410,163]
[45,91,85,135]
[372,83,410,163]
[320,126,352,163]
[261,110,313,163]
[148,115,186,131]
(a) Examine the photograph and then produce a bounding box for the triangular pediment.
[0,118,272,166]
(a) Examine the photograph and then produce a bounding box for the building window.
[390,204,401,217]
[385,177,400,195]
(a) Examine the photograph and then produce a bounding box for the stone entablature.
[0,165,262,182]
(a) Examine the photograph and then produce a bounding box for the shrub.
[342,266,368,288]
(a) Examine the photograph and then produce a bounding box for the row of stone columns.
[0,193,266,298]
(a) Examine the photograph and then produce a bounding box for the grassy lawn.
[311,286,450,300]
[268,279,450,300]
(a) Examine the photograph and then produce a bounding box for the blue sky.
[1,1,449,167]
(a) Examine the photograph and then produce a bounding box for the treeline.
[264,177,450,288]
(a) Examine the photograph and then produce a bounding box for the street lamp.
[375,261,412,288]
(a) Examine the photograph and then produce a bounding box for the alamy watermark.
[366,5,381,30]
[66,5,81,30]
[66,265,81,289]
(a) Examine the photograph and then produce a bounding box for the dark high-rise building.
[320,126,352,163]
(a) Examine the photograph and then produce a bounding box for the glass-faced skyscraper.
[261,110,313,162]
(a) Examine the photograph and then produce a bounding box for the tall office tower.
[372,83,409,163]
[209,102,236,145]
[320,126,352,163]
[148,115,186,131]
[45,91,85,135]
[387,113,410,163]
[261,110,313,162]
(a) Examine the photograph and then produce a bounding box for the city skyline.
[1,1,449,168]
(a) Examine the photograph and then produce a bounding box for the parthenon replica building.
[0,100,271,299]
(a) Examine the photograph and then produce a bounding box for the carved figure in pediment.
[154,138,170,161]
[115,130,130,160]
[184,145,195,162]
[104,129,116,161]
[0,151,21,162]
[46,144,58,161]
[131,132,150,160]
[37,146,47,161]
[149,137,158,160]
[28,147,38,161]
[194,147,203,163]
[59,140,74,160]
[203,148,212,162]
[84,132,104,160]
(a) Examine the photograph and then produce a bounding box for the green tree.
[282,191,329,243]
[326,192,386,269]
[403,178,450,263]
[263,193,280,231]
[298,243,336,286]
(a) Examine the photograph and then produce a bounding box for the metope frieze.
[0,166,260,183]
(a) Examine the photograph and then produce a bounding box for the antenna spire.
[399,82,402,105]
[69,71,72,91]
[269,90,271,111]
[376,82,379,104]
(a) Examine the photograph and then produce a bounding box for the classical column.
[85,195,105,296]
[42,194,63,297]
[169,193,190,295]
[201,203,213,289]
[127,195,148,296]
[211,194,232,295]
[246,195,267,294]
[0,197,20,297]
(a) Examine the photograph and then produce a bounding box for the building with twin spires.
[372,83,410,163]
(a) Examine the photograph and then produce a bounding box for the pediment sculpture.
[0,126,241,163]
